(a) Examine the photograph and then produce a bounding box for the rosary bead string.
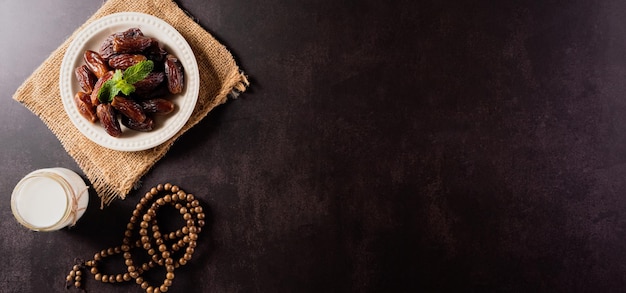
[66,183,205,292]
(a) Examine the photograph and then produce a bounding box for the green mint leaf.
[109,84,121,103]
[97,79,117,103]
[112,69,123,82]
[95,64,150,104]
[118,81,135,96]
[123,60,154,84]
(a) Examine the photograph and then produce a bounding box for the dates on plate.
[73,28,184,138]
[84,50,110,78]
[111,96,146,123]
[121,115,154,132]
[134,72,164,96]
[74,92,97,123]
[144,38,167,62]
[164,54,184,94]
[75,65,97,94]
[97,104,122,137]
[100,28,143,60]
[113,34,153,54]
[140,99,175,115]
[108,54,147,70]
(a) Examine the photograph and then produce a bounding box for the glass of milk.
[11,168,89,231]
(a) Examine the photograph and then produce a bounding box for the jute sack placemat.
[12,0,248,206]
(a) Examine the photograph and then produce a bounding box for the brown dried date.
[134,72,164,95]
[121,27,143,37]
[90,71,114,106]
[133,84,169,100]
[74,92,97,123]
[96,104,122,137]
[111,96,146,123]
[99,35,116,60]
[164,54,184,94]
[113,34,153,54]
[100,28,144,60]
[144,38,168,62]
[108,54,147,70]
[121,115,154,132]
[74,65,97,94]
[84,50,110,78]
[140,99,175,115]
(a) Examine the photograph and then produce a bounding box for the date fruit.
[144,38,168,63]
[111,96,146,123]
[75,65,97,94]
[113,35,153,54]
[164,54,184,94]
[121,115,154,132]
[84,50,110,78]
[74,92,97,123]
[100,28,144,60]
[108,54,147,70]
[134,72,164,95]
[97,104,122,137]
[140,99,175,115]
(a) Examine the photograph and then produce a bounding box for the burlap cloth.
[12,0,248,206]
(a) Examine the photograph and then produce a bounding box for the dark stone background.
[1,0,626,292]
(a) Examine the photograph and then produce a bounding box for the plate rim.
[59,12,200,152]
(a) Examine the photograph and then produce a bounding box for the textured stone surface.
[1,0,626,292]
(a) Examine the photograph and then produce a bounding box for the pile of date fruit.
[73,28,184,137]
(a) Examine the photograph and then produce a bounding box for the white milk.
[11,168,89,231]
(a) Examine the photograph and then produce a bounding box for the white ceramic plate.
[60,12,199,151]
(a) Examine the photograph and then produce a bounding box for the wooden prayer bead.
[65,183,204,292]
